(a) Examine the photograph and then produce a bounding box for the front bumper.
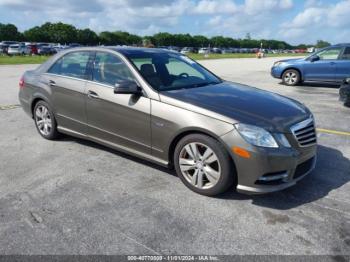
[271,66,283,79]
[220,129,317,194]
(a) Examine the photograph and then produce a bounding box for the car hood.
[278,58,305,64]
[160,81,310,133]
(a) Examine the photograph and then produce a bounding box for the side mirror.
[310,55,320,62]
[114,80,142,95]
[344,78,350,84]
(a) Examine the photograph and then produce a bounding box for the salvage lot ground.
[0,57,349,255]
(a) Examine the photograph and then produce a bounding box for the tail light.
[19,76,25,89]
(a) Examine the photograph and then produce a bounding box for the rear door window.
[340,47,350,60]
[48,51,92,79]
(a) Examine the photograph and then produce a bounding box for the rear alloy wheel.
[174,134,235,196]
[282,69,300,86]
[34,101,59,140]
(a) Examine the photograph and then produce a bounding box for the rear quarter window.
[341,47,350,60]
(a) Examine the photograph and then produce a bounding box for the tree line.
[0,22,331,49]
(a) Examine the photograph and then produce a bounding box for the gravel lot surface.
[0,57,349,256]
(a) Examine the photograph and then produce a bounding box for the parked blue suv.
[271,43,350,86]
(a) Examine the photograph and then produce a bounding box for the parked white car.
[7,44,27,55]
[198,48,209,54]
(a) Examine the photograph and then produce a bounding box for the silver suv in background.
[19,47,317,196]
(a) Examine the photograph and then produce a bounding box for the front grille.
[291,117,317,147]
[294,157,315,179]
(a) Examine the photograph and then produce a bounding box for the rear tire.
[33,100,59,140]
[282,69,300,86]
[174,134,235,196]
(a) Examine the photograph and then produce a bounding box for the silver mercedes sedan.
[19,47,317,196]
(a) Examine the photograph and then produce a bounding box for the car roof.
[60,46,177,56]
[109,46,177,55]
[333,43,350,47]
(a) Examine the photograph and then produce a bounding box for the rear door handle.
[87,90,99,99]
[330,62,336,65]
[48,80,56,87]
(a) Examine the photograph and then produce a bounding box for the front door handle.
[48,80,56,87]
[330,62,336,65]
[87,90,99,99]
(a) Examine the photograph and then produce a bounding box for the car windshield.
[125,51,221,91]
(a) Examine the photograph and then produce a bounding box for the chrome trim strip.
[291,116,317,147]
[57,126,168,167]
[57,113,151,149]
[291,117,313,132]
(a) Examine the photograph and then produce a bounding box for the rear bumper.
[339,85,350,103]
[220,129,317,195]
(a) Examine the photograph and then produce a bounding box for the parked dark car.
[26,44,38,55]
[37,45,57,55]
[0,44,9,54]
[271,43,350,86]
[19,47,317,196]
[0,41,18,54]
[339,77,350,107]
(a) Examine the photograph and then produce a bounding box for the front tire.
[174,134,235,196]
[282,69,300,86]
[33,101,59,140]
[344,99,350,108]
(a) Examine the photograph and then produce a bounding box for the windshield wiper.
[184,81,220,89]
[160,81,220,92]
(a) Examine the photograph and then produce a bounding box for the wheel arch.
[167,128,237,173]
[281,67,303,81]
[30,95,50,118]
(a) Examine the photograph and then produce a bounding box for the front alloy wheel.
[174,134,235,196]
[179,142,221,189]
[282,69,300,86]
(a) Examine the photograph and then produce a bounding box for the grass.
[0,55,50,65]
[0,52,306,65]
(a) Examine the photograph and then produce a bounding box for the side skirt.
[57,126,170,168]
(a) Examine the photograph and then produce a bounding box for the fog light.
[258,172,288,182]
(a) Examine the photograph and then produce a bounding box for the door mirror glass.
[310,55,320,62]
[114,80,141,95]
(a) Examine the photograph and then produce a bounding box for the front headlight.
[235,123,279,148]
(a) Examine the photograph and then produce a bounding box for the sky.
[0,0,349,45]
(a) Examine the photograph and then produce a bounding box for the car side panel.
[42,74,87,134]
[151,99,234,162]
[335,60,350,82]
[303,60,337,82]
[85,81,152,156]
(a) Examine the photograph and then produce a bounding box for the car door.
[85,51,152,155]
[335,47,350,82]
[303,47,342,82]
[45,51,93,134]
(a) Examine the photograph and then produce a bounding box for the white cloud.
[207,16,222,26]
[244,0,293,15]
[192,0,238,14]
[279,0,293,9]
[279,0,350,44]
[0,0,348,45]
